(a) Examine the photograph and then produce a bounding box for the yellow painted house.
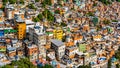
[16,21,26,40]
[60,10,65,15]
[53,28,63,40]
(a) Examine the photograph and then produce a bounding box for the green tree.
[111,0,114,2]
[60,22,67,27]
[32,17,40,22]
[41,0,52,6]
[92,17,99,26]
[2,0,8,5]
[116,0,120,2]
[93,3,97,6]
[0,6,5,11]
[9,0,17,4]
[41,2,46,8]
[47,13,54,22]
[35,0,39,2]
[1,65,14,68]
[115,50,120,61]
[42,9,48,18]
[86,12,94,16]
[37,13,43,21]
[2,58,36,68]
[54,10,60,14]
[45,0,52,5]
[78,65,91,68]
[42,64,53,68]
[99,0,112,5]
[42,9,54,22]
[19,0,24,4]
[108,59,112,68]
[62,35,66,42]
[28,4,37,10]
[96,25,102,31]
[112,20,118,22]
[103,20,111,25]
[116,64,120,68]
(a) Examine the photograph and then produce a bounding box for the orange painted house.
[26,44,38,61]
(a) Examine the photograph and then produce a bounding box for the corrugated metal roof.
[7,47,16,51]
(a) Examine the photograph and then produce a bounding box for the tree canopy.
[93,3,97,6]
[108,58,112,68]
[28,4,37,10]
[103,20,111,25]
[35,0,40,2]
[42,0,52,6]
[78,65,91,68]
[60,22,67,27]
[99,0,112,5]
[1,58,36,68]
[19,0,24,4]
[92,17,99,26]
[42,9,54,22]
[33,10,54,22]
[86,12,94,16]
[9,0,17,4]
[116,0,120,2]
[0,6,5,11]
[37,13,43,21]
[39,64,53,68]
[116,64,120,68]
[32,17,40,22]
[112,20,118,22]
[2,0,8,5]
[54,10,60,14]
[115,50,120,61]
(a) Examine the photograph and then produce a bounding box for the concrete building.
[26,43,38,62]
[33,32,46,46]
[0,44,6,53]
[29,23,46,59]
[53,28,63,40]
[7,47,16,59]
[65,34,74,47]
[65,45,78,59]
[29,23,46,45]
[25,20,34,33]
[16,47,24,58]
[47,49,55,60]
[5,5,16,19]
[0,10,4,21]
[38,45,46,59]
[73,33,83,45]
[4,28,17,39]
[92,35,102,41]
[0,53,11,66]
[16,19,26,40]
[83,24,90,32]
[51,39,65,60]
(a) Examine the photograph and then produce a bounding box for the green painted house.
[79,44,86,52]
[92,17,99,26]
[4,29,17,34]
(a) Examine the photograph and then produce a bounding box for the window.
[60,52,63,56]
[19,37,22,39]
[35,56,37,59]
[63,48,65,50]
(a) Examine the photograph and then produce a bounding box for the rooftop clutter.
[0,0,119,68]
